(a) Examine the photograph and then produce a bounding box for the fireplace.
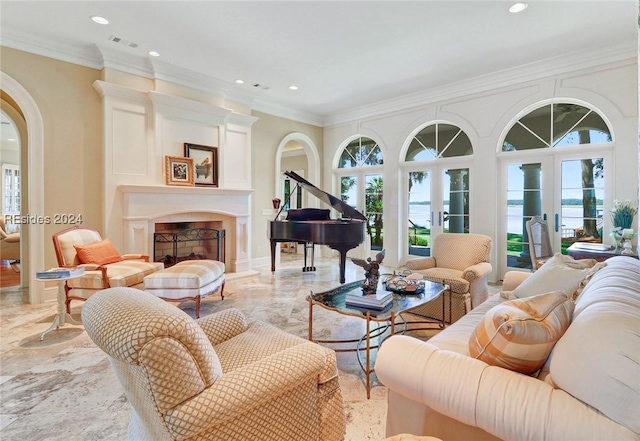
[118,185,252,273]
[154,221,225,267]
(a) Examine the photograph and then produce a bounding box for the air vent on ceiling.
[252,83,270,90]
[108,35,139,49]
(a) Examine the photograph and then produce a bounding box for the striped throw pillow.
[469,290,574,375]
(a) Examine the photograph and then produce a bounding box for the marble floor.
[0,254,499,440]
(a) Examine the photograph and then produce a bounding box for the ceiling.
[0,1,637,125]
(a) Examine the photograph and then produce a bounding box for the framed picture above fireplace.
[184,143,219,187]
[165,155,194,187]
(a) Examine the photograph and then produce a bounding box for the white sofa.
[376,256,640,441]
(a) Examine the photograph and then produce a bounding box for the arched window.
[403,123,473,256]
[336,136,384,251]
[502,103,612,151]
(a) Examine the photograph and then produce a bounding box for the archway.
[274,132,320,205]
[1,72,45,303]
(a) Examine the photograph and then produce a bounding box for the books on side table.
[345,289,393,310]
[36,267,85,279]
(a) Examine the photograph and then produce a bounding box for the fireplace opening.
[154,227,225,267]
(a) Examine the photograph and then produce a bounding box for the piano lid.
[283,170,367,221]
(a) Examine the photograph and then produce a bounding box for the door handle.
[430,211,434,227]
[554,213,559,232]
[438,211,442,227]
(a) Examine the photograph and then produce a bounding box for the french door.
[500,150,611,275]
[407,164,470,256]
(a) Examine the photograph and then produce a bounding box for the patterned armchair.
[404,233,492,323]
[82,288,346,441]
[52,226,163,313]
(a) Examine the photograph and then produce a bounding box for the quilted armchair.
[0,215,20,262]
[82,288,346,441]
[52,225,163,313]
[404,233,492,323]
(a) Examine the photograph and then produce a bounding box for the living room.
[0,1,638,440]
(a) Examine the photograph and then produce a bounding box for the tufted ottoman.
[143,260,225,318]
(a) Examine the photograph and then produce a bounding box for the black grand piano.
[269,171,367,283]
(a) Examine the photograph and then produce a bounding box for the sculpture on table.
[352,249,385,295]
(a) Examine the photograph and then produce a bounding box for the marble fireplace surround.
[119,184,252,273]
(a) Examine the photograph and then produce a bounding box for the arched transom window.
[502,102,612,151]
[338,136,383,168]
[405,123,472,161]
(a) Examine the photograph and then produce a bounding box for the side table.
[35,273,84,340]
[567,242,638,262]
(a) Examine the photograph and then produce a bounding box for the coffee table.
[307,278,448,398]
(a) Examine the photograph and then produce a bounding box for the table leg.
[40,280,81,341]
[308,297,313,341]
[365,311,371,399]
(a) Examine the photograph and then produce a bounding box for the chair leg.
[195,296,200,319]
[220,282,225,300]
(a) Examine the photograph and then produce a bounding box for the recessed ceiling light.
[7,138,15,142]
[91,16,109,25]
[289,85,299,91]
[508,3,528,13]
[148,51,160,57]
[235,79,244,84]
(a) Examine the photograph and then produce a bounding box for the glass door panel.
[559,158,605,252]
[506,162,542,270]
[443,168,469,233]
[408,171,431,256]
[365,174,383,251]
[340,175,358,213]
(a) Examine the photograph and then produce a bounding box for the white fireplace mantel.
[118,184,253,272]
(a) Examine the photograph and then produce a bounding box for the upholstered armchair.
[0,215,20,262]
[52,226,163,313]
[82,288,346,441]
[404,233,492,323]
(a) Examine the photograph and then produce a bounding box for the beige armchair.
[52,225,163,313]
[404,233,492,323]
[0,215,20,262]
[82,288,346,441]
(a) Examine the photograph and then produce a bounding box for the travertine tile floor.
[0,254,500,440]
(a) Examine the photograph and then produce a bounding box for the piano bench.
[143,260,225,318]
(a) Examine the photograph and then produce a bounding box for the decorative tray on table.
[382,271,425,294]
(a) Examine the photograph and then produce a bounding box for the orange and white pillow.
[469,290,574,375]
[74,238,123,266]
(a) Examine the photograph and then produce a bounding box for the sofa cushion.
[549,256,640,434]
[74,238,123,266]
[509,253,599,299]
[469,290,574,375]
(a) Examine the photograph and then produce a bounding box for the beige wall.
[1,47,103,269]
[0,48,325,270]
[250,111,323,261]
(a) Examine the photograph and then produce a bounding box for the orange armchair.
[52,226,163,313]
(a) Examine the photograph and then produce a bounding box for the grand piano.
[269,171,367,283]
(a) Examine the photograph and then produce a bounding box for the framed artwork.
[184,143,219,187]
[165,155,194,186]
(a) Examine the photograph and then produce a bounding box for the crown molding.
[322,42,637,127]
[251,99,324,127]
[2,26,635,129]
[0,28,103,69]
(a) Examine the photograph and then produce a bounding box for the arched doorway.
[1,72,45,303]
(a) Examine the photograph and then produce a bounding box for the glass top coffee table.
[307,276,448,398]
